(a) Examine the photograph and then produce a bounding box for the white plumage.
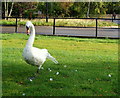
[23,21,58,76]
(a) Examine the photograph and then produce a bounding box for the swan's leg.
[37,65,42,74]
[28,65,42,80]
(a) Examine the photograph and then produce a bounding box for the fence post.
[15,17,18,33]
[53,18,55,35]
[96,18,98,38]
[46,2,48,23]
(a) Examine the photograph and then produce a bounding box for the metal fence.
[1,17,120,38]
[53,18,119,38]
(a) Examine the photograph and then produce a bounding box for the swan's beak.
[26,26,30,35]
[26,29,30,35]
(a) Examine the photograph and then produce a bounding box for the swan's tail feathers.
[47,53,58,64]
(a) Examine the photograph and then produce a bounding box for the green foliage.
[1,33,119,96]
[0,19,118,27]
[37,2,119,18]
[105,2,120,14]
[2,2,120,18]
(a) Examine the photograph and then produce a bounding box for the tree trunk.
[4,1,14,19]
[4,1,9,19]
[8,2,14,17]
[4,2,7,19]
[87,2,90,18]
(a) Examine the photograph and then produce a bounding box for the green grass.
[0,19,118,27]
[1,33,119,96]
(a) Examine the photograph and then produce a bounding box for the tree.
[86,2,107,17]
[12,2,38,18]
[105,2,120,14]
[60,2,73,17]
[8,2,14,17]
[2,2,119,18]
[2,0,14,19]
[87,1,90,18]
[69,2,88,18]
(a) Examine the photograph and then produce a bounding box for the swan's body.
[23,21,58,76]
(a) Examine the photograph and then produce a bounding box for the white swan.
[23,21,58,78]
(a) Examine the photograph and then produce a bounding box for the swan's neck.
[26,25,35,48]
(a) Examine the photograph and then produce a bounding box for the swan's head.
[25,21,33,35]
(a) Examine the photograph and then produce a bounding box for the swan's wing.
[23,47,49,66]
[32,47,48,59]
[32,47,58,64]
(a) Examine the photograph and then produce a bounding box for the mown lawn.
[1,33,119,96]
